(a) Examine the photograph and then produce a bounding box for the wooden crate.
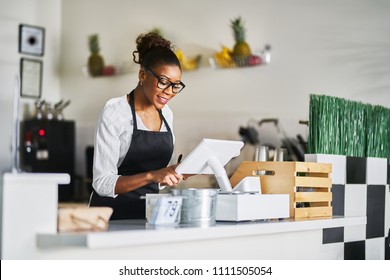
[230,161,332,219]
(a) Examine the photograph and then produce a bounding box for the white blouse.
[92,94,175,198]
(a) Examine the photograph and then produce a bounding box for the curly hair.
[132,32,181,70]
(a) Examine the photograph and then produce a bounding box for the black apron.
[90,91,174,220]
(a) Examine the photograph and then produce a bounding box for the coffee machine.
[20,119,75,202]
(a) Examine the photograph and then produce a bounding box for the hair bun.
[133,32,173,65]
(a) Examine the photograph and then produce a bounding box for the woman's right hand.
[151,164,183,187]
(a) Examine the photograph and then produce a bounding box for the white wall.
[0,0,62,174]
[60,0,390,178]
[1,0,389,180]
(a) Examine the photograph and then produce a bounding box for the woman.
[89,32,185,220]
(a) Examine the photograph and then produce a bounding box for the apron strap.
[128,90,172,133]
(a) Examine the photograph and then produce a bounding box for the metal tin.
[255,145,269,161]
[274,148,287,161]
[170,188,218,226]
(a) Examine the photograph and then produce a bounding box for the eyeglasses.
[143,66,185,94]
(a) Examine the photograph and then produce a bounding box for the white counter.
[0,172,367,260]
[35,216,365,260]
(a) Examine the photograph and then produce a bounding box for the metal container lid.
[170,188,218,197]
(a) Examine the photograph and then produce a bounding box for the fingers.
[163,172,183,186]
[153,166,183,187]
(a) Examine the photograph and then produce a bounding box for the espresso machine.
[20,99,75,202]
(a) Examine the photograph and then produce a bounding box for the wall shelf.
[81,61,136,78]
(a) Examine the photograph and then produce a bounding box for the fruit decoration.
[86,34,119,77]
[212,16,269,68]
[231,17,251,60]
[102,65,116,76]
[87,34,105,76]
[213,45,235,68]
[149,27,164,38]
[175,49,201,71]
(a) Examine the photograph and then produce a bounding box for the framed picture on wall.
[20,58,43,99]
[19,24,45,56]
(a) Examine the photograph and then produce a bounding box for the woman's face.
[140,64,183,110]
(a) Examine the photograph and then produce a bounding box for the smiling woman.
[89,32,188,220]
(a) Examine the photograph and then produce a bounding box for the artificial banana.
[213,45,235,68]
[175,49,201,71]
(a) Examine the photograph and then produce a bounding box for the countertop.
[37,215,365,250]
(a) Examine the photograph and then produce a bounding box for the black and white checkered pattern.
[305,154,390,260]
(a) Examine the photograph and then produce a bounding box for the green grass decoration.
[308,94,390,163]
[366,104,390,160]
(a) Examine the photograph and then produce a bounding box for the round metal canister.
[170,188,218,226]
[255,145,269,161]
[274,148,287,161]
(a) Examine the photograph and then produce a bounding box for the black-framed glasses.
[143,66,185,94]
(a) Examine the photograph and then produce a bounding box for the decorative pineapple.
[149,27,163,37]
[230,17,252,64]
[87,34,104,77]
